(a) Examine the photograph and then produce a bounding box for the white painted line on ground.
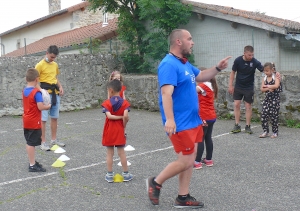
[65,123,74,125]
[14,129,23,131]
[0,131,233,187]
[81,121,87,123]
[0,131,8,134]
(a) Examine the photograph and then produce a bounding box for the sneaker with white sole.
[40,142,50,151]
[51,139,65,147]
[194,161,202,169]
[122,172,133,182]
[105,172,114,183]
[174,194,204,208]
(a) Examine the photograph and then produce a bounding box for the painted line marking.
[14,129,23,131]
[0,130,235,186]
[65,123,74,125]
[0,131,8,134]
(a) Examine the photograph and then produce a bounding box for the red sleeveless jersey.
[23,88,42,129]
[101,99,130,146]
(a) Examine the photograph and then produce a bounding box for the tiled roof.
[0,2,90,36]
[4,18,118,57]
[182,0,300,32]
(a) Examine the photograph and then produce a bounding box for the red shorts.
[169,125,203,155]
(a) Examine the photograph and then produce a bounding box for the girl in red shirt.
[108,70,126,99]
[194,70,218,169]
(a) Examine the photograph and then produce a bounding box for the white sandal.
[259,132,269,138]
[271,133,278,138]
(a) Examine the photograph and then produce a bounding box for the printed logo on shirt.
[190,74,195,83]
[185,70,189,75]
[250,62,253,67]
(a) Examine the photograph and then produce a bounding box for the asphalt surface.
[0,108,300,211]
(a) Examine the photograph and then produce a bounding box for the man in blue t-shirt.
[228,45,263,134]
[146,29,231,209]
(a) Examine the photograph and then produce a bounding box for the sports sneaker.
[174,195,204,208]
[105,172,114,183]
[29,162,46,172]
[40,142,50,151]
[194,161,202,169]
[203,158,214,167]
[51,139,65,147]
[231,124,241,133]
[122,172,133,182]
[146,177,161,205]
[245,125,253,134]
[35,161,43,168]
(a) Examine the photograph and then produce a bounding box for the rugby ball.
[40,89,51,105]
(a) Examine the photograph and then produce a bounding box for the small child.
[108,70,128,136]
[108,70,126,99]
[194,69,218,169]
[259,62,281,138]
[101,79,133,183]
[23,68,51,172]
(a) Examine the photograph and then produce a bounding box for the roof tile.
[4,18,118,57]
[182,0,300,31]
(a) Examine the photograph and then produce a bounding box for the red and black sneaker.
[146,177,161,205]
[174,195,204,208]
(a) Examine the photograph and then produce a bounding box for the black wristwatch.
[215,66,221,72]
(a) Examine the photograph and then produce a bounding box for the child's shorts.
[24,129,42,146]
[106,145,125,148]
[169,125,203,155]
[42,94,60,121]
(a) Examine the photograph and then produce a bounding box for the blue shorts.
[42,94,60,121]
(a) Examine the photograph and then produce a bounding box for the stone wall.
[1,55,300,122]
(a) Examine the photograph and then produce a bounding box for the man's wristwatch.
[216,66,221,72]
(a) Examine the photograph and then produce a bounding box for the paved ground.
[0,108,300,211]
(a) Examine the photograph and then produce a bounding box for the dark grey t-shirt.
[232,55,263,90]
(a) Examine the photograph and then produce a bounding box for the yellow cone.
[50,144,60,151]
[113,173,124,183]
[51,159,66,168]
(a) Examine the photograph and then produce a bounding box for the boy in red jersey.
[23,68,51,172]
[101,79,133,183]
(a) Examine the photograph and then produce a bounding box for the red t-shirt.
[101,97,130,146]
[120,85,126,99]
[198,83,216,120]
[23,88,42,129]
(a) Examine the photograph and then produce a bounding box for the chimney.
[49,0,61,14]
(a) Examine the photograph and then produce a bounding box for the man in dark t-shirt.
[228,45,263,134]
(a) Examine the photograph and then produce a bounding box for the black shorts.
[24,129,42,146]
[233,88,254,104]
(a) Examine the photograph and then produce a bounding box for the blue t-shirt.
[23,87,43,102]
[232,55,263,90]
[158,54,202,132]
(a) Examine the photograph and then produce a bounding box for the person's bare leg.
[155,151,194,186]
[118,147,128,172]
[106,147,114,172]
[41,121,46,143]
[178,145,196,195]
[51,118,58,140]
[234,100,241,124]
[245,102,252,125]
[26,145,35,165]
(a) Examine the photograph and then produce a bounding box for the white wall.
[1,13,73,54]
[183,13,282,71]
